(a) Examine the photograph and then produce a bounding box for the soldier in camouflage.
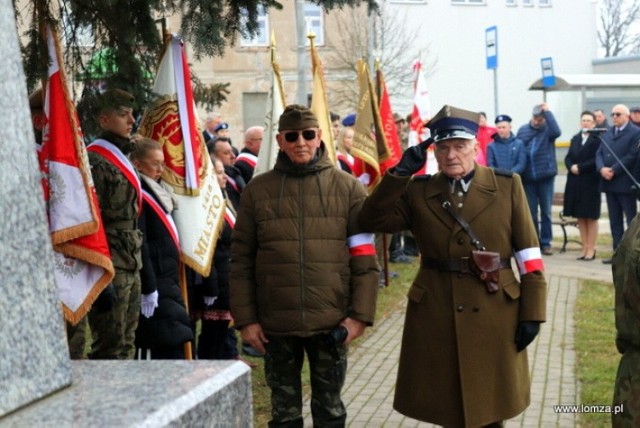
[86,89,147,359]
[612,213,640,426]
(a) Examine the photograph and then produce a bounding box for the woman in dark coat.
[563,111,602,260]
[188,156,236,360]
[131,137,193,359]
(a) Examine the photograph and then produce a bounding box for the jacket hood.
[273,141,334,176]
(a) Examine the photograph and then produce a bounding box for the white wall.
[387,0,598,142]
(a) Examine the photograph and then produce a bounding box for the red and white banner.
[138,34,224,277]
[39,25,114,324]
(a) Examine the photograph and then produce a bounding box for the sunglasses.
[611,112,623,117]
[283,129,317,143]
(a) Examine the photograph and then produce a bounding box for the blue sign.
[486,26,498,70]
[541,57,555,87]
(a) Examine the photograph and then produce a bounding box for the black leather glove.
[514,321,541,352]
[392,138,433,176]
[93,283,117,312]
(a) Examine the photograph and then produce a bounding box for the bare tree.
[598,0,640,57]
[325,2,435,113]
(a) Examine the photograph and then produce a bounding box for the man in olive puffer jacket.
[230,105,379,427]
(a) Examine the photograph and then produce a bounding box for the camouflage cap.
[278,104,319,131]
[427,105,480,143]
[97,88,135,113]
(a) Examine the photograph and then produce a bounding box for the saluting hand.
[392,138,434,177]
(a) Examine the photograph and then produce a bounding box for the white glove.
[203,296,217,306]
[140,290,159,318]
[357,173,371,186]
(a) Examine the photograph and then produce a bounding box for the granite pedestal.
[1,361,252,427]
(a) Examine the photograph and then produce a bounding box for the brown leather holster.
[470,250,501,293]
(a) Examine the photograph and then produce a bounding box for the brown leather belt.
[421,257,511,273]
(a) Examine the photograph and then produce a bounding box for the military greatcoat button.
[457,273,464,278]
[456,305,464,312]
[472,306,479,312]
[457,238,464,245]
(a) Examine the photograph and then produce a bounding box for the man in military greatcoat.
[359,105,547,427]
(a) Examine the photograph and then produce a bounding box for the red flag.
[138,34,224,277]
[40,25,114,325]
[376,66,402,176]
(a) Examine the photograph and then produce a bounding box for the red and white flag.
[39,25,114,325]
[138,34,224,277]
[409,60,437,174]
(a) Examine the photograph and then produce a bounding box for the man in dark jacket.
[596,104,640,263]
[487,114,526,175]
[230,105,379,427]
[517,103,561,255]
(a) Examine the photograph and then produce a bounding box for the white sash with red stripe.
[224,205,236,229]
[141,189,180,250]
[87,139,142,214]
[235,152,258,169]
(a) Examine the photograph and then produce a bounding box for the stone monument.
[0,1,252,425]
[0,0,72,417]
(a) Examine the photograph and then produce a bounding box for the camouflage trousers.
[88,271,141,359]
[66,316,88,359]
[264,334,348,428]
[613,350,640,427]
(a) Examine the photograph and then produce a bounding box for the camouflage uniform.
[265,335,348,427]
[66,317,88,359]
[612,213,640,427]
[88,132,143,359]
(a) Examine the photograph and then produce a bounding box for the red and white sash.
[141,189,180,251]
[87,139,142,214]
[224,204,236,229]
[235,152,258,169]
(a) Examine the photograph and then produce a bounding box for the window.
[538,0,551,6]
[506,0,517,5]
[390,0,427,3]
[451,0,486,4]
[240,5,269,47]
[305,4,324,46]
[522,0,533,6]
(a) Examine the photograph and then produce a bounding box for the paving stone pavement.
[302,222,614,427]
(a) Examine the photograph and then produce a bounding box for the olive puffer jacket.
[230,144,379,336]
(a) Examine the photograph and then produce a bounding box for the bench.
[552,192,581,253]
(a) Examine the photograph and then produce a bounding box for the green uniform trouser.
[265,334,348,428]
[613,350,640,427]
[88,271,141,359]
[66,316,88,359]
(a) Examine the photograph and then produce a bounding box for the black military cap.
[427,105,480,143]
[495,114,512,124]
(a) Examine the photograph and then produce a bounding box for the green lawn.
[574,279,619,427]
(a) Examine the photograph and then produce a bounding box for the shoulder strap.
[439,195,485,250]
